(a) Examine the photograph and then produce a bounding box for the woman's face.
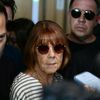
[36,43,64,74]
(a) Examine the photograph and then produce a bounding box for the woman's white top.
[10,72,63,100]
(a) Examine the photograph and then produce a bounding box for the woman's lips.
[47,63,56,65]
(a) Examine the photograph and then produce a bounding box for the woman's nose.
[48,46,55,57]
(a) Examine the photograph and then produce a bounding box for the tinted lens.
[37,44,64,54]
[71,8,81,18]
[71,8,95,21]
[84,10,95,20]
[54,44,64,54]
[37,45,49,54]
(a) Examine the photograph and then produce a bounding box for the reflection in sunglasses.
[71,8,95,21]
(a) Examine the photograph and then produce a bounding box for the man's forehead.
[71,0,97,13]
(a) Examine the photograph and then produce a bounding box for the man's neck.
[67,34,96,44]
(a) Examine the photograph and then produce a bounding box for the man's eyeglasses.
[71,8,96,21]
[37,44,65,54]
[0,33,6,41]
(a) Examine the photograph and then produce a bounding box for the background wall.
[14,0,71,33]
[14,0,32,19]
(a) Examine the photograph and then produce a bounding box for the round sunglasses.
[71,8,95,21]
[37,44,65,54]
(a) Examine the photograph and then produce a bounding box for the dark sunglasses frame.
[0,33,6,40]
[71,8,96,21]
[37,44,65,54]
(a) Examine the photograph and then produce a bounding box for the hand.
[84,85,96,92]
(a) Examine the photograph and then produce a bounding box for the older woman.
[10,20,70,100]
